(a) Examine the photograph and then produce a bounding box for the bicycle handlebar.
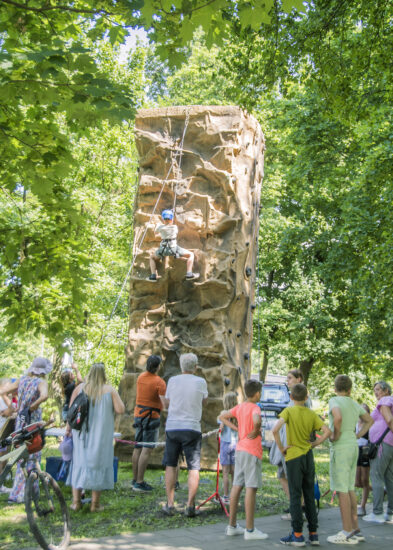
[0,419,54,448]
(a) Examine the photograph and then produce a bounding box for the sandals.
[70,502,82,512]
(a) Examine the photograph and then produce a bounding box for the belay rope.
[94,108,191,356]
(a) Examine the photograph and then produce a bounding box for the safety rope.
[246,128,263,379]
[172,108,190,214]
[94,108,191,356]
[115,427,219,449]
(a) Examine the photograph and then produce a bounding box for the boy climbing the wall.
[220,379,268,540]
[149,209,196,281]
[272,383,331,547]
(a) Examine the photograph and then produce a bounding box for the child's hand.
[246,430,259,440]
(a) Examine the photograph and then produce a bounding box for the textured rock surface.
[116,105,265,468]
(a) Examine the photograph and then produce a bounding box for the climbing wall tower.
[116,105,265,467]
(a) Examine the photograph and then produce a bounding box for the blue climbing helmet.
[161,209,174,220]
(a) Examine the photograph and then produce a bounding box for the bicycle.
[0,420,71,550]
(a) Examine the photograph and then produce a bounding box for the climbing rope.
[115,427,219,449]
[94,108,191,356]
[172,108,190,214]
[246,128,264,379]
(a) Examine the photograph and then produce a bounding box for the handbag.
[366,427,390,460]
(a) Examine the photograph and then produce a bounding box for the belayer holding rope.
[149,209,198,281]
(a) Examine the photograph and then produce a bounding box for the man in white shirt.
[161,353,208,517]
[148,209,196,280]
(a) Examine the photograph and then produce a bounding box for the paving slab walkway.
[69,507,393,550]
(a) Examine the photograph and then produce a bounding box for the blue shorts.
[220,441,236,466]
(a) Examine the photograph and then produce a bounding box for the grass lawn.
[0,441,347,550]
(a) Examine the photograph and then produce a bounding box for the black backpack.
[67,390,89,432]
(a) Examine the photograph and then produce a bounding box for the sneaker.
[185,505,200,517]
[308,534,320,546]
[280,532,305,546]
[244,528,269,540]
[148,274,157,281]
[131,479,136,488]
[385,512,393,524]
[226,523,245,536]
[186,272,195,279]
[281,512,292,520]
[357,506,366,516]
[222,495,230,505]
[162,503,175,516]
[327,531,358,545]
[348,530,365,542]
[362,512,385,523]
[132,481,153,493]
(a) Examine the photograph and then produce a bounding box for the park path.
[69,507,392,549]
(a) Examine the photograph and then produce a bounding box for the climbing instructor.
[132,355,166,493]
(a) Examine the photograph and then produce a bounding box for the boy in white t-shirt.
[149,209,196,281]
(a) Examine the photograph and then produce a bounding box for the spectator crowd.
[1,354,393,546]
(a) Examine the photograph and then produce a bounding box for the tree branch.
[0,0,113,16]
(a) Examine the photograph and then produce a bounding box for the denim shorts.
[220,441,236,466]
[165,430,202,470]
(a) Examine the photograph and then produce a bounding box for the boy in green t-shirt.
[273,383,331,547]
[327,375,373,545]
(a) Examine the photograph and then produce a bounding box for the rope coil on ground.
[115,427,219,449]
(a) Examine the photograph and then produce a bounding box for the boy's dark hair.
[146,355,162,373]
[335,374,352,392]
[60,370,72,388]
[244,379,262,398]
[288,369,304,382]
[291,383,308,402]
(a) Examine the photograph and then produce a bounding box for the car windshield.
[262,386,289,403]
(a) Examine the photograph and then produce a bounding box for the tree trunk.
[259,349,268,382]
[299,358,314,385]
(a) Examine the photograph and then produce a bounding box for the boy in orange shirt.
[219,379,268,540]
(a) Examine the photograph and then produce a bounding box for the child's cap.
[161,209,174,220]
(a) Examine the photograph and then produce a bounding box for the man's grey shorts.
[233,450,262,488]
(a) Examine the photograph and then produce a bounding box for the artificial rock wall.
[116,105,265,468]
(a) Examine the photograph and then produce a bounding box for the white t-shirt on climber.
[155,223,178,240]
[165,374,208,433]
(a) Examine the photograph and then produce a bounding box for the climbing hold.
[236,332,241,338]
[237,366,243,374]
[231,259,235,264]
[245,267,252,277]
[228,328,232,334]
[244,353,249,360]
[246,242,249,247]
[251,304,256,310]
[224,377,231,386]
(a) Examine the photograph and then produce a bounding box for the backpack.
[67,390,89,432]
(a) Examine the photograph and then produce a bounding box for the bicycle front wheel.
[25,470,70,550]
